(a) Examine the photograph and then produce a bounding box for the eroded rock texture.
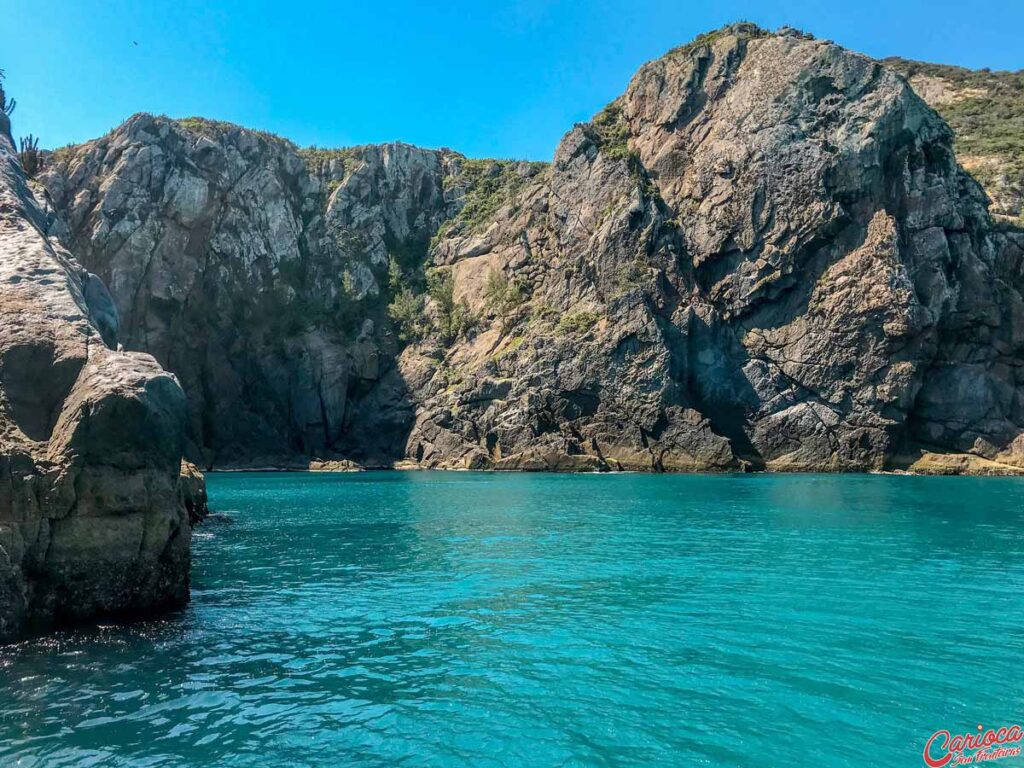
[0,112,197,641]
[38,24,1024,473]
[41,122,473,465]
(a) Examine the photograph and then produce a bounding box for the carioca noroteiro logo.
[923,724,1024,766]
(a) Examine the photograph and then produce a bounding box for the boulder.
[0,126,196,640]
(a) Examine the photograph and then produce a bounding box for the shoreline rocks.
[0,125,199,641]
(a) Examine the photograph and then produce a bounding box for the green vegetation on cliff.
[557,310,601,336]
[386,261,476,344]
[432,157,546,246]
[175,116,290,146]
[298,146,369,199]
[426,268,476,343]
[665,21,769,59]
[297,145,365,168]
[591,103,634,161]
[483,269,528,333]
[885,58,1024,222]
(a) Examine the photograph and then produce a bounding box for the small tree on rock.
[426,268,475,343]
[484,269,527,333]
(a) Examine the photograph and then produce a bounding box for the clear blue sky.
[4,0,1023,160]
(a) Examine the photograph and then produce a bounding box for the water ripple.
[1,472,1023,767]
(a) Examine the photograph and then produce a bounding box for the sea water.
[1,471,1022,767]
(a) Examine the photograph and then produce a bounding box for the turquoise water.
[2,472,1023,767]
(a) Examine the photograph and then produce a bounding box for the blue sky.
[4,0,1023,160]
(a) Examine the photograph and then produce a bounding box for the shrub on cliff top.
[591,103,634,161]
[174,116,288,147]
[0,69,14,117]
[665,22,768,59]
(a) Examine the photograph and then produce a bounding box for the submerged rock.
[37,24,1024,475]
[179,460,210,525]
[0,126,199,641]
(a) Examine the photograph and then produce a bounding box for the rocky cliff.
[36,23,1024,474]
[0,110,200,641]
[38,116,543,466]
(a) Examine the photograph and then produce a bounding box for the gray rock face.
[41,119,461,465]
[882,57,1024,224]
[38,24,1024,474]
[397,25,1024,472]
[0,127,198,641]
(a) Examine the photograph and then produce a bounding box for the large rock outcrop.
[398,24,1024,472]
[0,113,197,641]
[37,23,1024,473]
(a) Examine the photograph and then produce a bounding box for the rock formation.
[40,124,466,464]
[35,23,1024,474]
[0,110,199,641]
